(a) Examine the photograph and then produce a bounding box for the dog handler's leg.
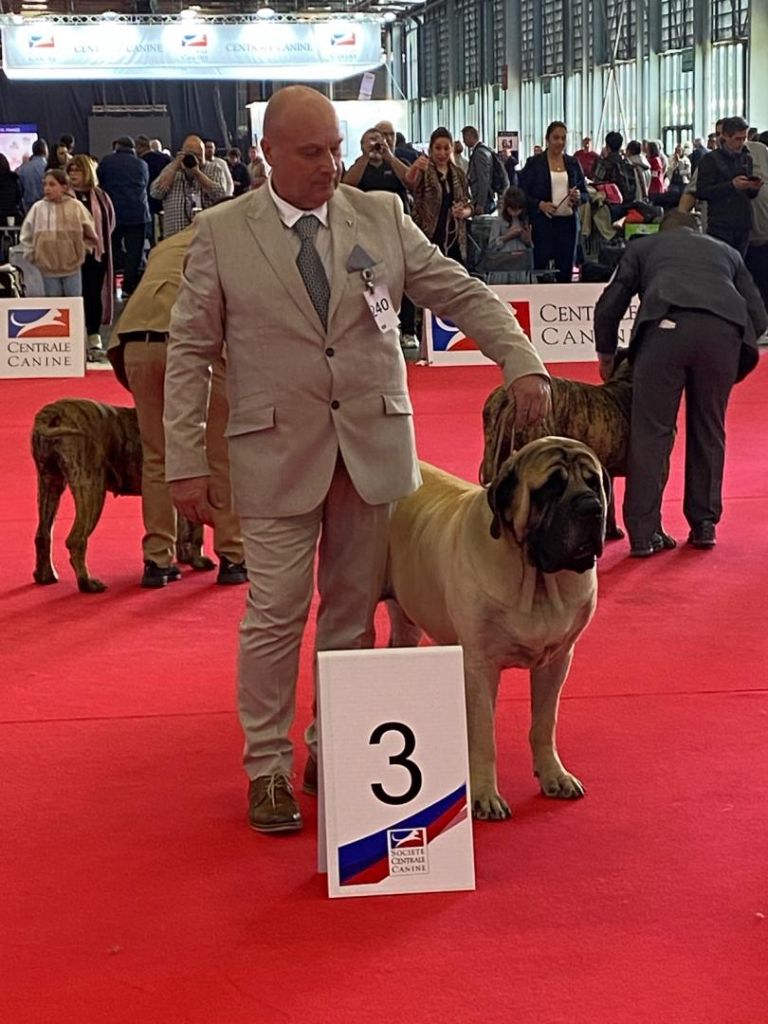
[462,650,511,821]
[66,475,108,593]
[529,649,585,799]
[34,468,66,585]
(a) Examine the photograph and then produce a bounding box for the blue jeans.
[42,272,82,297]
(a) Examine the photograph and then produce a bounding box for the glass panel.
[660,0,694,52]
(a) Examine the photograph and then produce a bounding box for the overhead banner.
[425,283,639,365]
[1,21,382,81]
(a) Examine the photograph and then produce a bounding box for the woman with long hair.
[406,126,472,265]
[67,154,116,362]
[19,168,98,297]
[519,121,588,282]
[46,142,71,172]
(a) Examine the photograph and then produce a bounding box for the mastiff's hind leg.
[386,599,423,648]
[33,468,66,585]
[66,475,108,593]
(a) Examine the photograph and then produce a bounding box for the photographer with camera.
[149,134,227,239]
[342,128,411,207]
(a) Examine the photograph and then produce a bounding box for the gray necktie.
[293,215,330,330]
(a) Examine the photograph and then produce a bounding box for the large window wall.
[399,0,759,158]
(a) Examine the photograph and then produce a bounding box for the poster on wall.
[0,124,38,170]
[496,130,519,166]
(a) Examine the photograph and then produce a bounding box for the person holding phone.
[696,116,762,256]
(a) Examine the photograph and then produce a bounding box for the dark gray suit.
[595,227,766,544]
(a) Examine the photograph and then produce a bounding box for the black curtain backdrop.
[0,75,241,156]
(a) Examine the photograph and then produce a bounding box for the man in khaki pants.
[108,224,245,587]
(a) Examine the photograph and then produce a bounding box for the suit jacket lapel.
[327,189,357,329]
[244,191,326,337]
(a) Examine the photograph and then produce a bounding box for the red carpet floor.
[1,358,767,1024]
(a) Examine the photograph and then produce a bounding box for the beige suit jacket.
[164,184,547,517]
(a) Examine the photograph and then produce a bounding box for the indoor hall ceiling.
[0,0,426,20]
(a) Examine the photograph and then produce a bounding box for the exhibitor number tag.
[366,284,400,333]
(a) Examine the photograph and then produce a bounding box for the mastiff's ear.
[487,458,529,541]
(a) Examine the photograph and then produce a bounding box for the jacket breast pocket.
[382,393,413,415]
[224,404,276,438]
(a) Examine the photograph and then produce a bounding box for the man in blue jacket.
[97,135,150,298]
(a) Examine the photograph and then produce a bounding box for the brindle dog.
[481,353,634,540]
[32,398,212,593]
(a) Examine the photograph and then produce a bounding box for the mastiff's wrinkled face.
[487,437,609,574]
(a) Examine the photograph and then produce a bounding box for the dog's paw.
[536,769,585,800]
[472,791,512,821]
[183,554,216,572]
[605,526,625,541]
[33,568,58,585]
[78,577,108,594]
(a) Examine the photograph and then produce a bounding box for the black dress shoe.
[303,754,318,796]
[140,560,182,588]
[216,556,248,585]
[247,775,303,833]
[629,532,668,558]
[688,521,717,548]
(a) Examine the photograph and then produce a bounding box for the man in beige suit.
[164,87,551,834]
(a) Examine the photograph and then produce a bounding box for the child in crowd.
[483,185,533,284]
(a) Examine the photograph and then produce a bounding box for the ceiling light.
[101,10,119,19]
[179,8,198,20]
[255,6,277,17]
[382,12,397,23]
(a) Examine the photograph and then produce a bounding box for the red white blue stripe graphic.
[338,782,467,886]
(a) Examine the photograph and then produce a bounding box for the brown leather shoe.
[303,754,318,796]
[247,774,302,833]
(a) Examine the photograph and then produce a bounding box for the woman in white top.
[518,121,588,283]
[20,169,97,297]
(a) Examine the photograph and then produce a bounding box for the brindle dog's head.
[487,437,609,574]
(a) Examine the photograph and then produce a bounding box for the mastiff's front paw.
[77,576,108,594]
[471,788,512,821]
[536,768,585,800]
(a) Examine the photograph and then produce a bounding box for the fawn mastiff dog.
[32,398,210,593]
[385,437,609,821]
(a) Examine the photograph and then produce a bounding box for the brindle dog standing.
[482,354,633,539]
[32,398,211,593]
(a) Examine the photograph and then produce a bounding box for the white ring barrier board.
[317,646,475,899]
[425,282,639,366]
[0,297,85,379]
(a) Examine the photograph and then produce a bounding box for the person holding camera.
[149,134,227,239]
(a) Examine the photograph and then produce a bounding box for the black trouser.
[112,223,146,295]
[531,212,577,283]
[399,294,416,336]
[745,242,768,315]
[81,254,106,337]
[707,224,750,257]
[624,311,742,543]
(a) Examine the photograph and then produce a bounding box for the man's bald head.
[182,135,205,164]
[261,86,343,209]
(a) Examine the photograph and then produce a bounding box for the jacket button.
[325,347,335,357]
[330,400,340,410]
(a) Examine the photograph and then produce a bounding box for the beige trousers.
[123,341,243,566]
[238,455,391,780]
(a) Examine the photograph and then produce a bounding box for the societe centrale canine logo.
[8,308,70,339]
[430,300,532,351]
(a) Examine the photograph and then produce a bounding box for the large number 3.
[369,722,423,805]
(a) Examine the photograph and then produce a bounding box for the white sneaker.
[400,333,419,349]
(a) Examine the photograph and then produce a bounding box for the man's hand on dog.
[169,476,223,526]
[506,374,552,428]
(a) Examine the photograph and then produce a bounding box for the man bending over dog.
[163,87,551,835]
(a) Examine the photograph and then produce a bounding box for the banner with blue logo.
[317,646,475,899]
[1,21,382,82]
[426,283,639,366]
[0,298,85,379]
